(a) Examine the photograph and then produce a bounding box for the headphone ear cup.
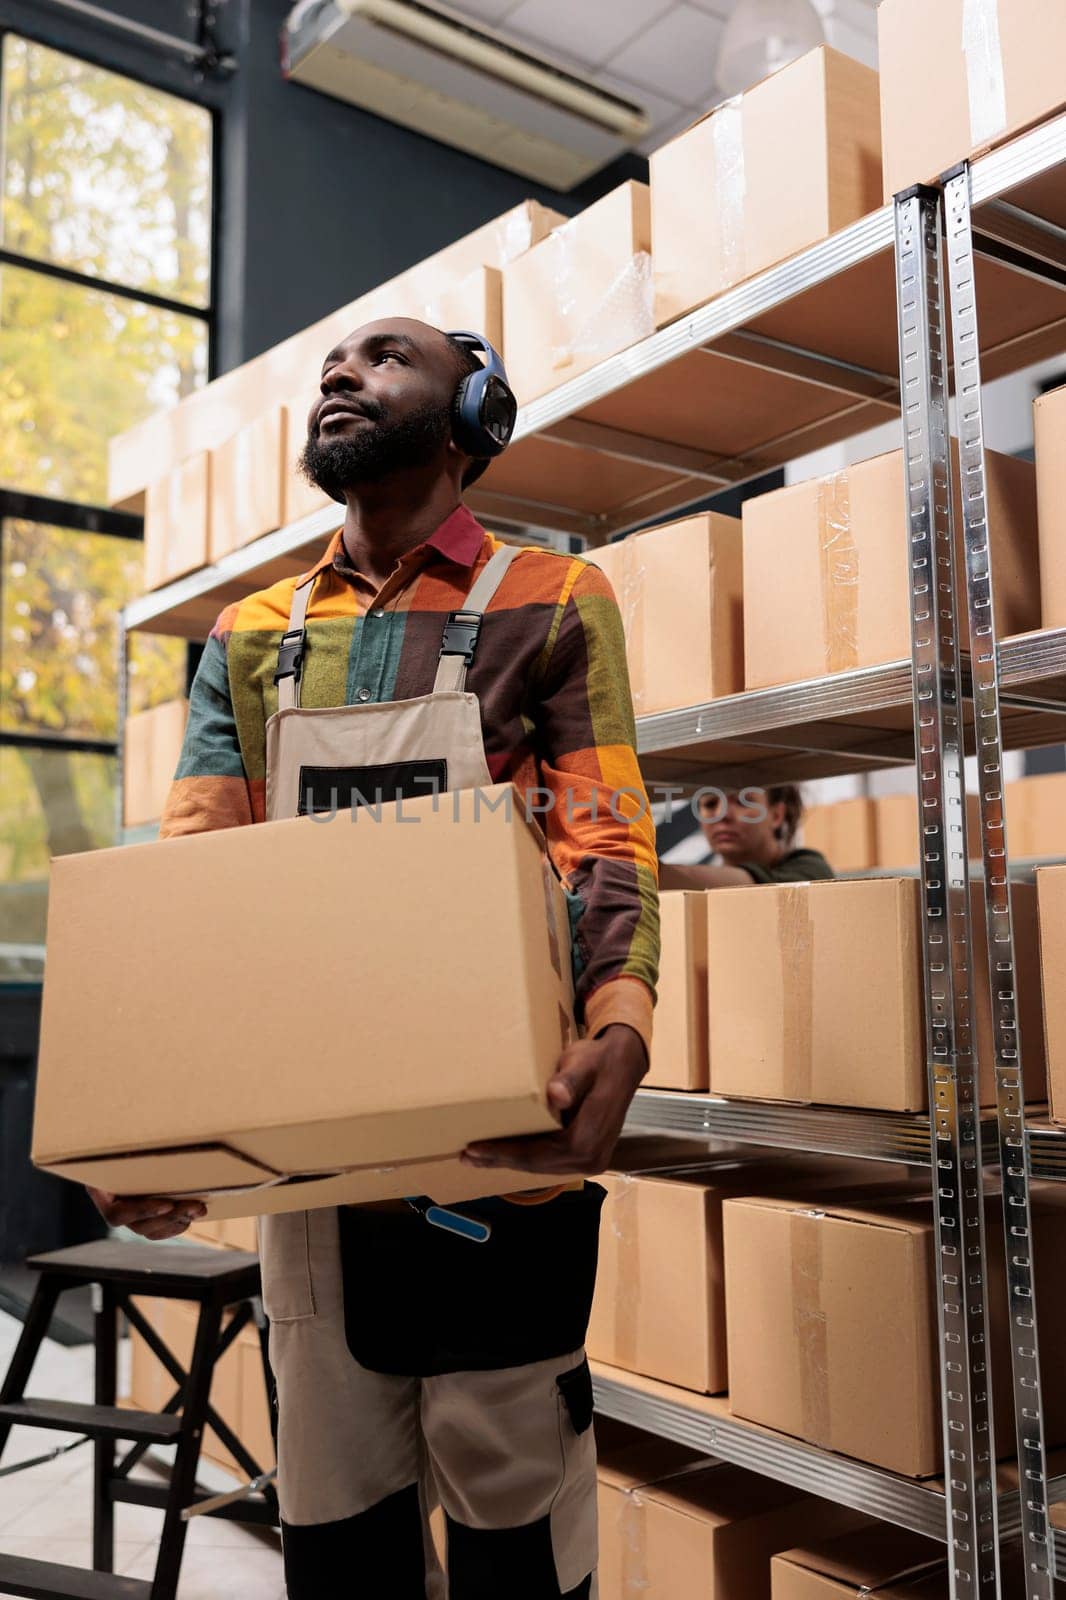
[451,369,486,458]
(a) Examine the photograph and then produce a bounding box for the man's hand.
[87,1188,208,1242]
[461,1023,647,1176]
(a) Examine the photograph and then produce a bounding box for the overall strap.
[274,574,316,712]
[433,544,520,694]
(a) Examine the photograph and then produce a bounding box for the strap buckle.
[439,609,482,667]
[273,628,305,686]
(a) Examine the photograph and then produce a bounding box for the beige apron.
[252,543,600,1596]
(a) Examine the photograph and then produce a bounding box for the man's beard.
[298,398,451,501]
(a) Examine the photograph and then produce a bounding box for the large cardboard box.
[208,409,284,561]
[144,454,210,591]
[110,200,564,506]
[280,397,334,528]
[879,0,1066,201]
[584,513,744,716]
[123,699,189,830]
[128,1297,272,1476]
[874,791,983,870]
[1007,774,1066,861]
[597,1416,866,1600]
[646,891,708,1091]
[706,877,1046,1111]
[800,798,876,874]
[1036,384,1066,629]
[743,447,1039,691]
[32,786,572,1212]
[651,48,881,328]
[503,183,652,405]
[724,1188,1066,1477]
[587,1160,914,1394]
[772,1525,985,1600]
[1036,864,1066,1123]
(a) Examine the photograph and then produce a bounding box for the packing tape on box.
[712,95,747,289]
[780,885,815,1102]
[610,1174,642,1369]
[818,472,859,675]
[791,1209,830,1448]
[618,1458,723,1596]
[962,0,1007,149]
[496,206,537,266]
[620,540,646,717]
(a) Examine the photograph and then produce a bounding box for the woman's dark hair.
[767,784,804,846]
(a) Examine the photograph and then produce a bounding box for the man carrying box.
[90,320,659,1599]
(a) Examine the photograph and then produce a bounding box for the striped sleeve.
[159,607,255,838]
[533,561,659,1054]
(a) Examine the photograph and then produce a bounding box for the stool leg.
[151,1297,223,1600]
[0,1274,62,1461]
[93,1281,118,1572]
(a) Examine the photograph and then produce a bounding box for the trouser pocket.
[339,1184,606,1375]
[259,1210,317,1323]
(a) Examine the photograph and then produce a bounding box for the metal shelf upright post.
[942,160,1057,1600]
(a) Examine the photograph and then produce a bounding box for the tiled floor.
[0,1308,285,1598]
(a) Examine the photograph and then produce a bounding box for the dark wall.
[4,0,647,373]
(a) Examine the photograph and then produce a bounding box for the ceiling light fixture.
[715,0,825,98]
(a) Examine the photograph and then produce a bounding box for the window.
[0,34,212,978]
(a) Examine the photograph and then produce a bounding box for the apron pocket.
[338,1184,605,1377]
[258,1211,317,1323]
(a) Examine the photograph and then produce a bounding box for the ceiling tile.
[504,0,673,68]
[443,0,524,24]
[606,3,725,109]
[684,0,733,14]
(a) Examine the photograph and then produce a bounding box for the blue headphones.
[448,330,518,463]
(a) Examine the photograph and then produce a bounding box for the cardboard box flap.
[774,1525,947,1595]
[595,1416,715,1493]
[50,1146,278,1196]
[726,1190,935,1236]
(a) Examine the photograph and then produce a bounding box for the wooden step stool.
[0,1239,279,1600]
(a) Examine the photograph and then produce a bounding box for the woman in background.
[659,784,834,890]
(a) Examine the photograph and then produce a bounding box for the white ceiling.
[444,0,879,154]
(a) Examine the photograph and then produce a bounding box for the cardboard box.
[123,699,189,830]
[1036,385,1066,629]
[32,786,572,1212]
[584,513,744,716]
[209,409,284,562]
[1036,864,1066,1123]
[724,1187,1066,1476]
[772,1525,977,1600]
[1008,774,1066,861]
[128,1297,272,1476]
[646,892,709,1090]
[706,876,1046,1111]
[144,454,210,591]
[597,1415,866,1600]
[587,1159,915,1395]
[743,447,1039,691]
[874,791,983,870]
[187,1215,258,1252]
[800,798,877,873]
[652,47,881,328]
[879,0,1066,200]
[424,264,503,359]
[109,201,564,506]
[280,397,333,527]
[503,182,652,405]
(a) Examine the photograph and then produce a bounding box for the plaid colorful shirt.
[160,505,660,1050]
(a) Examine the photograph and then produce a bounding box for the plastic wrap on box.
[962,0,1008,146]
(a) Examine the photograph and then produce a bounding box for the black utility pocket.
[297,758,447,815]
[556,1358,594,1436]
[338,1184,606,1378]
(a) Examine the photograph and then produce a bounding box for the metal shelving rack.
[119,107,1066,1600]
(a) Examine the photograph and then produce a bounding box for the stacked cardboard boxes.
[743,446,1040,692]
[123,699,189,831]
[723,1187,1066,1476]
[799,798,877,874]
[771,1525,1018,1600]
[596,1417,867,1600]
[644,892,709,1091]
[706,876,1046,1111]
[1035,864,1066,1124]
[1007,773,1066,862]
[878,0,1066,200]
[584,512,744,717]
[651,47,882,327]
